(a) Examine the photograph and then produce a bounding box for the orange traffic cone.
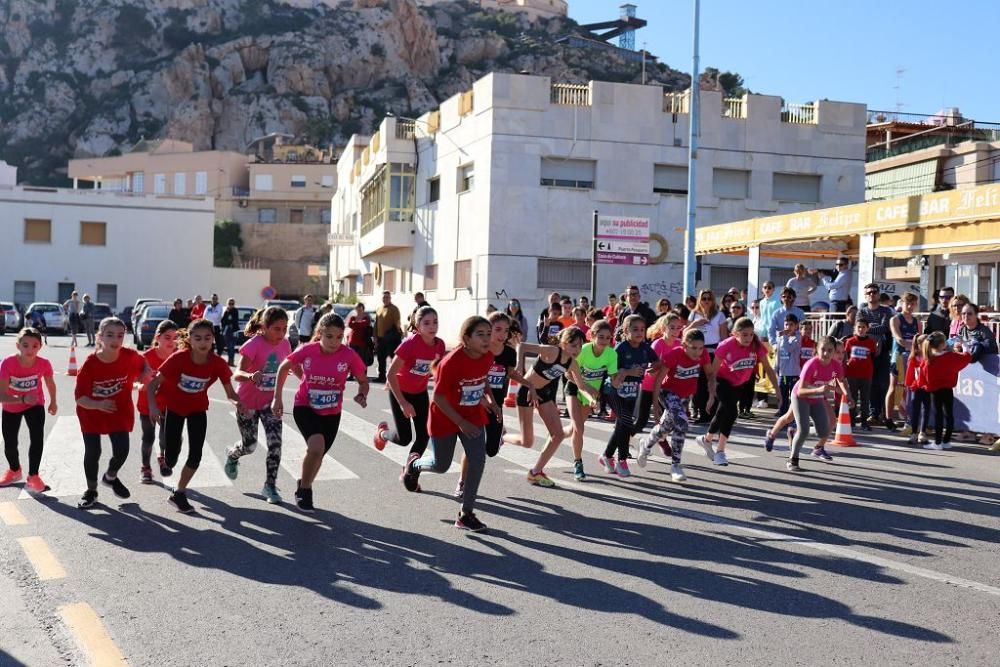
[67,344,79,377]
[832,398,857,447]
[504,379,519,408]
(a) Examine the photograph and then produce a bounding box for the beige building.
[415,0,568,20]
[68,138,336,298]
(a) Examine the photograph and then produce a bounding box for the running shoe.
[764,431,775,452]
[859,422,872,432]
[401,453,422,492]
[158,454,172,477]
[696,435,714,460]
[24,474,46,494]
[0,468,23,486]
[598,454,616,474]
[900,424,913,437]
[455,511,487,533]
[261,484,282,504]
[101,473,131,499]
[294,484,314,513]
[454,480,465,499]
[906,435,917,445]
[885,418,898,432]
[941,442,952,450]
[810,447,833,462]
[670,464,687,482]
[713,451,728,466]
[989,439,1000,452]
[527,470,555,487]
[169,490,195,514]
[917,433,930,444]
[373,421,389,451]
[786,460,802,472]
[77,489,98,509]
[922,443,943,451]
[224,456,239,480]
[636,441,651,468]
[573,459,586,481]
[615,459,631,477]
[140,466,153,484]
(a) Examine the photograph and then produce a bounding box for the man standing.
[374,291,403,382]
[536,292,561,342]
[293,294,318,343]
[613,285,656,340]
[63,291,82,347]
[204,294,225,354]
[925,286,954,335]
[858,283,896,425]
[767,288,806,345]
[190,295,206,320]
[409,292,430,332]
[602,293,618,319]
[578,295,591,311]
[812,258,852,312]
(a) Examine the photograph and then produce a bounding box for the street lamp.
[683,0,701,300]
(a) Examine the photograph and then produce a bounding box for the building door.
[14,281,35,306]
[58,282,75,303]
[96,284,118,309]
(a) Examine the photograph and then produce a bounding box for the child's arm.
[385,355,411,415]
[0,377,29,406]
[353,372,370,408]
[272,359,297,418]
[221,379,243,413]
[145,374,163,423]
[44,375,57,415]
[567,360,599,404]
[480,387,501,418]
[232,354,258,385]
[433,393,478,436]
[705,364,718,411]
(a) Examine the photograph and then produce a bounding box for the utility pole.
[641,41,647,84]
[683,0,701,299]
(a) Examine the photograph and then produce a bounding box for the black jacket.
[614,302,657,340]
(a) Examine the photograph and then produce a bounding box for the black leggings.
[82,431,130,489]
[139,414,166,467]
[163,410,208,471]
[693,347,717,418]
[738,376,755,413]
[636,390,655,434]
[708,379,739,438]
[385,390,430,457]
[2,406,45,475]
[604,392,638,460]
[931,389,954,445]
[485,408,503,457]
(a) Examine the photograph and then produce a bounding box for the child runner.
[146,319,242,514]
[401,316,499,532]
[636,314,683,434]
[904,334,931,446]
[697,318,778,466]
[503,327,596,488]
[637,329,714,481]
[844,319,878,431]
[137,320,180,483]
[774,314,802,420]
[373,306,445,490]
[75,318,151,508]
[920,332,971,450]
[563,320,617,480]
[224,306,291,504]
[799,320,816,366]
[0,328,57,492]
[599,315,661,477]
[274,313,368,511]
[786,336,849,471]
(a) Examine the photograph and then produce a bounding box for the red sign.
[260,286,277,300]
[596,252,649,266]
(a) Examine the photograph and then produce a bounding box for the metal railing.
[663,90,689,114]
[722,97,745,119]
[781,103,816,124]
[551,83,591,106]
[395,120,415,140]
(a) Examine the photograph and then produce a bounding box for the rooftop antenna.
[894,66,906,116]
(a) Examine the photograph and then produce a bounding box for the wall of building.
[68,149,249,198]
[238,222,330,298]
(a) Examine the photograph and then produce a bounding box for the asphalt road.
[2,334,999,666]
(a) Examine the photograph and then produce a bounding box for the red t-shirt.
[393,334,446,394]
[190,303,206,320]
[156,350,232,416]
[75,348,146,434]
[844,336,877,379]
[715,336,765,386]
[661,345,711,399]
[800,338,817,366]
[137,348,170,415]
[346,315,372,348]
[904,354,925,391]
[922,351,971,392]
[428,348,494,437]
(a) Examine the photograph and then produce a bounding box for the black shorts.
[292,406,342,453]
[517,381,559,407]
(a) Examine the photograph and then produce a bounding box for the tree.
[213,221,243,267]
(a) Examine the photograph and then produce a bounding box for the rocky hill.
[0,0,691,184]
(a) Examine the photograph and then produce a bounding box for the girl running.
[503,327,596,488]
[146,319,242,514]
[563,320,617,481]
[0,328,57,493]
[686,290,728,423]
[697,318,778,466]
[904,334,930,446]
[224,307,291,504]
[786,336,849,471]
[372,306,446,490]
[273,313,369,512]
[75,317,151,508]
[401,317,499,532]
[637,329,713,482]
[599,315,661,477]
[920,332,971,450]
[636,314,683,432]
[136,320,180,484]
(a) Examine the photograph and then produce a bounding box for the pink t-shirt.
[641,338,681,392]
[286,342,367,416]
[715,336,766,386]
[237,335,292,411]
[0,355,53,413]
[393,334,446,394]
[794,358,845,404]
[661,345,711,399]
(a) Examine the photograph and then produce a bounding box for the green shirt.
[575,342,618,406]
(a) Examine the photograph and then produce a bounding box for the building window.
[258,208,277,224]
[454,260,472,289]
[321,209,331,225]
[540,158,595,189]
[351,212,358,232]
[383,269,396,293]
[24,219,51,243]
[536,258,590,291]
[13,281,35,305]
[362,273,374,295]
[321,174,335,188]
[291,175,307,188]
[57,283,75,303]
[653,164,688,194]
[255,174,273,192]
[132,171,145,194]
[458,163,474,193]
[174,172,186,195]
[153,173,166,194]
[428,176,440,203]
[773,172,821,203]
[96,284,117,308]
[710,266,749,296]
[713,168,750,199]
[195,171,208,195]
[290,209,304,224]
[80,221,107,246]
[424,264,437,290]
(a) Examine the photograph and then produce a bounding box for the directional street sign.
[595,215,650,265]
[596,252,650,266]
[595,239,650,255]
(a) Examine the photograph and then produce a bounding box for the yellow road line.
[60,602,129,666]
[0,501,28,526]
[16,536,67,580]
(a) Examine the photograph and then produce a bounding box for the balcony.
[722,97,745,118]
[551,83,591,106]
[231,186,250,197]
[359,219,414,257]
[781,103,816,124]
[663,90,689,114]
[358,163,415,257]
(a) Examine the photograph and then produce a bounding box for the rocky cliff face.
[0,0,688,184]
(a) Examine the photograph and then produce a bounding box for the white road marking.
[336,409,457,473]
[228,412,358,481]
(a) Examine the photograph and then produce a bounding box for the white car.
[25,303,68,334]
[1,302,22,332]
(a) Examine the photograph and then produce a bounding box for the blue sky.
[569,0,996,121]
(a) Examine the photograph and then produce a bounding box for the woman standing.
[786,264,817,313]
[220,298,241,366]
[82,295,96,347]
[885,292,920,431]
[504,299,529,336]
[346,303,374,374]
[685,290,729,423]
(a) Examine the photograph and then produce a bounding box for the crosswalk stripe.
[494,443,573,469]
[337,409,459,473]
[228,412,358,481]
[21,416,86,499]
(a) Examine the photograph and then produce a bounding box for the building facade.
[329,73,867,328]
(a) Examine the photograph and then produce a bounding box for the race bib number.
[730,356,757,372]
[540,364,566,381]
[674,365,700,380]
[487,365,506,389]
[308,388,342,411]
[779,349,791,361]
[259,372,277,391]
[581,367,605,381]
[459,381,486,406]
[801,347,815,359]
[93,378,126,398]
[618,381,639,398]
[850,347,869,360]
[9,375,38,393]
[178,374,210,394]
[410,359,433,377]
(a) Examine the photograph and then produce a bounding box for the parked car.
[1,302,23,332]
[134,303,172,350]
[119,306,134,332]
[25,303,68,334]
[234,306,258,346]
[92,303,114,323]
[263,299,301,313]
[131,297,163,333]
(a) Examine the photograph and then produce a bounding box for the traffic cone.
[832,398,857,447]
[504,379,519,408]
[67,344,79,377]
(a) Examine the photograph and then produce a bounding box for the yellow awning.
[875,218,1000,258]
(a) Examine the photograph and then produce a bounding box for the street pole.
[683,0,701,299]
[591,209,599,303]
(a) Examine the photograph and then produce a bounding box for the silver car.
[1,302,22,332]
[25,303,68,334]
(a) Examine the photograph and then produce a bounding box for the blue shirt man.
[768,288,806,345]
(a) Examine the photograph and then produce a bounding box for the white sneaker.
[922,443,943,450]
[696,435,714,460]
[670,464,687,482]
[917,433,929,444]
[754,399,768,409]
[713,451,729,466]
[636,442,650,468]
[941,442,952,450]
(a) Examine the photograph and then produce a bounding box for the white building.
[329,73,867,329]
[0,173,270,311]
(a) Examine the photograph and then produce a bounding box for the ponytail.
[244,306,287,339]
[923,331,946,366]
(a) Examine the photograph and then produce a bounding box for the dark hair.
[821,335,838,349]
[154,319,180,341]
[781,287,796,299]
[558,326,587,346]
[244,306,288,338]
[488,311,511,327]
[97,316,127,335]
[784,313,800,324]
[460,316,491,344]
[572,306,587,317]
[674,304,691,320]
[187,318,214,337]
[864,282,879,293]
[411,305,438,331]
[312,313,346,341]
[626,285,639,291]
[15,327,43,345]
[355,301,366,310]
[683,329,705,344]
[622,314,647,333]
[589,319,612,339]
[732,316,755,331]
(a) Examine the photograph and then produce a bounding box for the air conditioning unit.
[239,199,248,208]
